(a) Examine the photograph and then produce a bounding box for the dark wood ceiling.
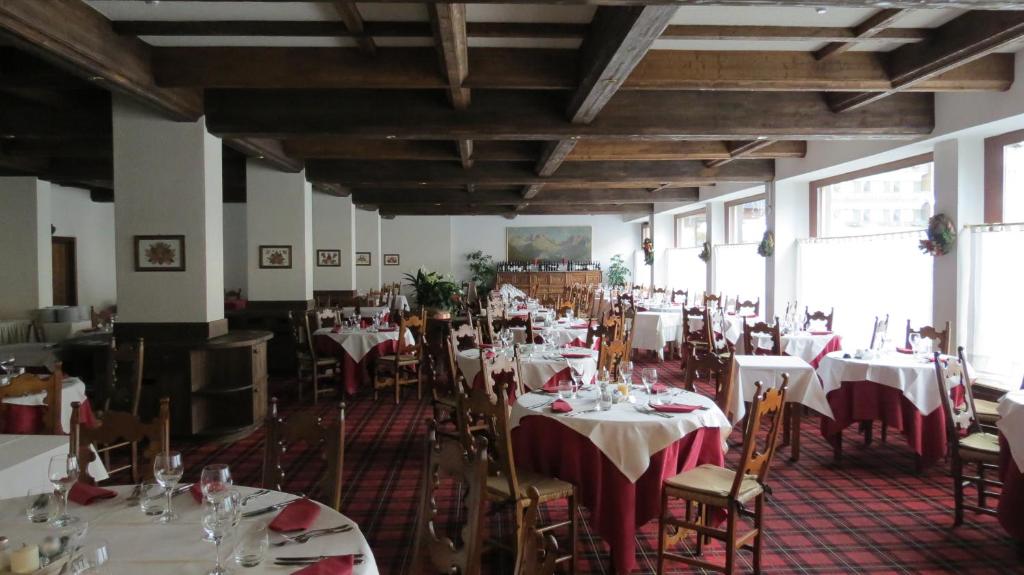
[1,0,1023,216]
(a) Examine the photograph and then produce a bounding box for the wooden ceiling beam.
[112,1,1024,10]
[374,203,656,217]
[204,89,934,141]
[815,8,906,61]
[307,159,773,187]
[704,139,777,168]
[223,137,303,173]
[152,47,1013,93]
[333,2,375,54]
[569,140,806,161]
[428,4,470,110]
[353,187,699,205]
[0,138,112,158]
[829,11,1024,112]
[283,139,537,161]
[0,0,202,121]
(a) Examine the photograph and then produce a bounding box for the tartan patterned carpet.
[177,357,1024,574]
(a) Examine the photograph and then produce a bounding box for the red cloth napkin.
[566,338,586,348]
[896,347,912,354]
[290,555,354,575]
[570,324,589,329]
[191,482,232,503]
[561,352,590,359]
[550,399,572,413]
[269,498,322,533]
[636,307,648,312]
[377,327,397,333]
[810,331,832,336]
[650,403,702,413]
[331,325,341,334]
[651,383,668,394]
[69,482,117,506]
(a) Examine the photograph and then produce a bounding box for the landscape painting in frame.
[506,226,592,261]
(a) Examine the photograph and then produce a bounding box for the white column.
[245,161,313,306]
[313,192,356,291]
[0,177,52,317]
[354,208,381,291]
[766,180,810,320]
[932,137,984,345]
[112,96,224,337]
[706,199,726,296]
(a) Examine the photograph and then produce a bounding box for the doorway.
[52,236,77,306]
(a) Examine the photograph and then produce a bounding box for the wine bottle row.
[496,260,601,272]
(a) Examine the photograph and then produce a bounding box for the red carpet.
[178,357,1024,574]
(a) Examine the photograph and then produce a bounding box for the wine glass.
[619,360,634,386]
[565,309,574,324]
[500,328,513,350]
[641,368,658,401]
[200,464,233,502]
[202,490,241,575]
[569,363,584,398]
[153,451,184,524]
[66,540,109,575]
[48,454,80,527]
[909,333,921,355]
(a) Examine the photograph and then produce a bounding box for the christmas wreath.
[698,241,711,263]
[757,230,775,258]
[919,213,956,256]
[642,238,654,266]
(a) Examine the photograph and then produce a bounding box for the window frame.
[672,207,708,249]
[724,193,766,244]
[808,152,934,238]
[984,129,1024,224]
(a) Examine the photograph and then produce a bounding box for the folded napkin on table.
[191,482,203,503]
[377,327,397,332]
[269,498,322,533]
[290,555,354,575]
[550,399,573,413]
[636,307,648,312]
[895,347,912,354]
[561,352,590,359]
[650,383,668,394]
[330,325,341,334]
[809,331,832,336]
[69,482,117,505]
[570,324,589,329]
[650,403,702,414]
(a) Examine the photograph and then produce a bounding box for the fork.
[272,525,354,547]
[241,489,270,506]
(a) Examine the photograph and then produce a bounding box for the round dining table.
[997,389,1024,541]
[314,326,415,395]
[509,318,590,348]
[510,387,731,574]
[0,485,378,574]
[456,346,598,394]
[739,331,843,368]
[1,376,96,435]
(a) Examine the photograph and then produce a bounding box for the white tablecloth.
[730,355,829,423]
[510,320,589,347]
[998,390,1024,472]
[499,284,526,299]
[314,328,414,363]
[2,376,89,434]
[388,295,410,311]
[456,347,598,392]
[739,331,841,361]
[0,485,378,574]
[632,311,683,354]
[0,434,108,499]
[687,313,749,345]
[511,388,731,482]
[816,351,965,416]
[339,306,390,318]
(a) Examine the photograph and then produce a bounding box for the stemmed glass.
[641,368,659,402]
[569,363,584,398]
[48,454,80,527]
[619,361,634,387]
[909,333,921,356]
[202,490,241,575]
[154,451,184,524]
[500,328,513,351]
[200,464,233,502]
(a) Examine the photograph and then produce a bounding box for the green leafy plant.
[403,268,460,311]
[919,213,956,256]
[757,230,775,258]
[698,241,711,263]
[606,254,631,287]
[465,250,497,295]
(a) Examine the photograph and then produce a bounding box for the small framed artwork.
[355,252,372,266]
[383,254,400,266]
[134,235,185,272]
[259,245,293,269]
[317,249,341,267]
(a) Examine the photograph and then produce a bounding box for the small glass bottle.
[599,379,614,411]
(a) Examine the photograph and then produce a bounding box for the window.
[811,154,934,238]
[665,248,706,299]
[641,221,651,242]
[985,129,1024,223]
[674,210,707,249]
[714,243,764,310]
[725,194,766,244]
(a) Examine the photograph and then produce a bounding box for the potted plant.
[465,250,497,298]
[403,268,460,318]
[606,254,631,288]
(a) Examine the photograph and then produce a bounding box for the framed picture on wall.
[134,235,185,272]
[383,254,400,266]
[259,245,292,269]
[355,252,372,266]
[317,249,341,267]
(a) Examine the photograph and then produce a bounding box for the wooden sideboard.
[496,271,602,298]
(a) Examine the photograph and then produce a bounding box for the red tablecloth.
[0,398,96,434]
[809,336,843,369]
[998,435,1024,541]
[512,419,724,574]
[314,335,397,395]
[224,299,247,311]
[820,380,962,467]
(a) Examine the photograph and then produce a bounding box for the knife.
[274,554,364,565]
[241,497,304,518]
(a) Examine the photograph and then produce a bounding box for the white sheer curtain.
[634,250,650,286]
[963,224,1024,388]
[664,248,706,299]
[713,243,764,307]
[796,231,931,350]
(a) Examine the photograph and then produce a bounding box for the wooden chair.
[462,359,577,572]
[906,320,951,355]
[411,425,489,575]
[703,293,723,309]
[504,314,533,345]
[315,307,340,329]
[658,377,789,575]
[671,289,688,307]
[933,352,1001,526]
[96,338,145,478]
[70,397,170,485]
[261,397,345,511]
[742,317,781,356]
[956,347,1000,431]
[514,487,560,575]
[870,314,890,350]
[451,322,480,352]
[803,307,834,332]
[598,338,629,376]
[735,297,760,318]
[0,364,64,435]
[682,349,731,405]
[374,311,425,404]
[290,311,340,404]
[681,307,712,366]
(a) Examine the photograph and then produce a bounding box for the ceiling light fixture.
[815,6,828,14]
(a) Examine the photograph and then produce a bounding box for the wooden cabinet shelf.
[496,271,602,299]
[188,330,273,442]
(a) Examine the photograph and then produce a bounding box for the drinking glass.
[569,363,585,397]
[25,488,55,523]
[200,464,233,502]
[557,378,572,400]
[234,522,269,568]
[642,368,658,402]
[48,454,80,527]
[153,451,184,524]
[909,333,921,355]
[65,539,109,575]
[565,309,574,324]
[139,481,166,516]
[202,490,241,575]
[500,328,513,350]
[619,361,634,386]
